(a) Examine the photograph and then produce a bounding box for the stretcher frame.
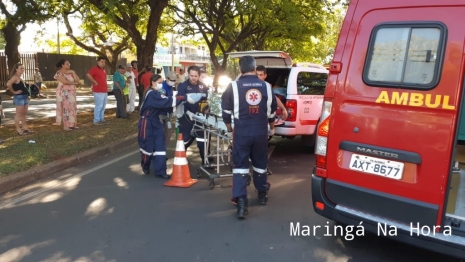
[191,113,234,189]
[191,113,276,189]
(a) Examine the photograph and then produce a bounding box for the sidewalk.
[0,86,94,101]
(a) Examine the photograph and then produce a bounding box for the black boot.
[236,197,248,219]
[258,191,268,205]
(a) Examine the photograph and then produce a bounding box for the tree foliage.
[58,1,132,72]
[0,0,60,72]
[85,0,169,68]
[264,3,346,64]
[170,0,265,80]
[170,0,344,83]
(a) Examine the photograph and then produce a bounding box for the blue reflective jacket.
[221,75,277,136]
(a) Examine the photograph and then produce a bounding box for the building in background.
[153,37,211,77]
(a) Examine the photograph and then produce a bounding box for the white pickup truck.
[228,51,329,147]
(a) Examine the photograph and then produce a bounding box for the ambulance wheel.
[209,179,215,189]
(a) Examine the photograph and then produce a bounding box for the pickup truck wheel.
[301,134,316,152]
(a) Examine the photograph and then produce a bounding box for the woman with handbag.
[54,59,80,131]
[6,63,31,135]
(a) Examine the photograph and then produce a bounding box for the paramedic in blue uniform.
[176,65,210,165]
[138,74,181,179]
[221,56,277,219]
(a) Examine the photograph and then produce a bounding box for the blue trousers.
[138,117,167,175]
[93,92,108,123]
[232,133,270,198]
[179,114,206,163]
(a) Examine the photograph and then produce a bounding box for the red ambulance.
[312,0,465,258]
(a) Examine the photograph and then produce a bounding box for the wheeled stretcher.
[191,113,234,189]
[191,113,275,189]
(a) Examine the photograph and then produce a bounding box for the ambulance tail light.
[286,99,297,122]
[315,101,332,170]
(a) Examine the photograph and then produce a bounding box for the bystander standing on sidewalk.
[137,65,147,110]
[86,57,109,125]
[140,65,153,91]
[54,59,80,131]
[177,68,186,86]
[125,63,137,114]
[6,63,32,135]
[113,65,128,119]
[34,68,43,90]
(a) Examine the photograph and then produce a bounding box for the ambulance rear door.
[324,3,465,229]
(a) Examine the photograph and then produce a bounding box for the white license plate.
[349,154,404,180]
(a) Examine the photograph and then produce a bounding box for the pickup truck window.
[297,72,328,95]
[363,23,445,90]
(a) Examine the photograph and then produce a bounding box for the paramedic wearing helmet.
[175,65,210,165]
[221,56,277,219]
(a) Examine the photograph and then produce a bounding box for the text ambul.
[375,91,455,110]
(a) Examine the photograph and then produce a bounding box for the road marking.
[0,150,139,210]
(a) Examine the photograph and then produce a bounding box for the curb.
[0,133,139,195]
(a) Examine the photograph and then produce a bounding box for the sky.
[19,18,81,52]
[0,0,81,52]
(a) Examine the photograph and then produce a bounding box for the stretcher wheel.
[246,175,251,186]
[209,179,215,189]
[197,169,201,178]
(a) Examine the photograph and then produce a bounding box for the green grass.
[0,108,139,177]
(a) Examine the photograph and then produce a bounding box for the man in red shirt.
[140,65,153,91]
[86,57,109,125]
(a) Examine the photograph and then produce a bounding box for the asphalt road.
[1,94,118,126]
[0,137,460,262]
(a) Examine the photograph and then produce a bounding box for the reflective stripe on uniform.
[154,151,166,156]
[252,166,266,174]
[265,82,275,118]
[174,157,188,165]
[233,168,249,174]
[231,81,240,119]
[223,109,232,115]
[140,148,153,156]
[140,89,153,110]
[196,138,206,142]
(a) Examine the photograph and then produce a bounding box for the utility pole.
[57,17,61,54]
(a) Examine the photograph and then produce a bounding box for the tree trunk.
[137,1,167,68]
[109,59,117,74]
[2,23,21,75]
[87,0,168,71]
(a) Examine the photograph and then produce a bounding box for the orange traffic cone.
[164,133,198,188]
